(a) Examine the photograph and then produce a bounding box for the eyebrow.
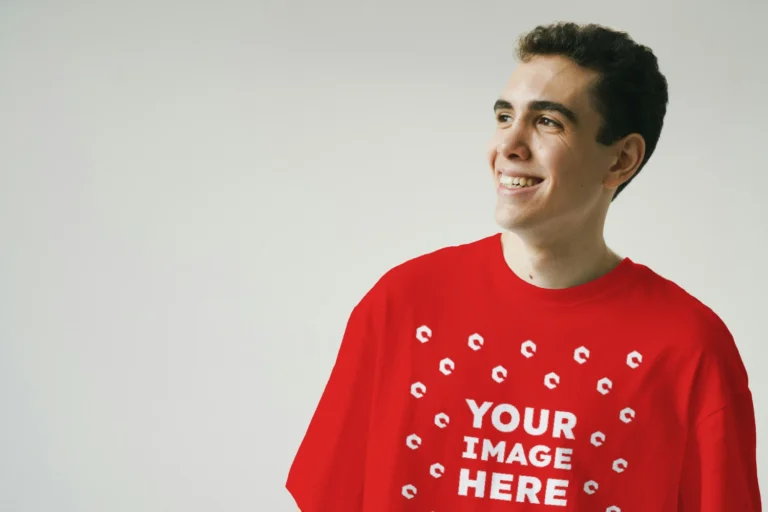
[493,98,579,125]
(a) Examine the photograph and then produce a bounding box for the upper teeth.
[500,175,539,187]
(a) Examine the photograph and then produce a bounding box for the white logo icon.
[405,434,422,450]
[620,407,636,423]
[468,333,484,351]
[606,506,621,512]
[521,340,537,358]
[410,382,426,399]
[591,431,606,447]
[415,325,432,343]
[492,365,507,383]
[401,484,417,499]
[627,350,643,369]
[584,480,598,495]
[613,458,628,473]
[597,377,613,395]
[434,413,450,429]
[544,372,560,389]
[439,358,455,375]
[574,346,590,364]
[429,463,445,478]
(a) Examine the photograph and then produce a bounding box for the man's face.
[488,55,619,236]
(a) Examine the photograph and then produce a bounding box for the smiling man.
[286,22,762,511]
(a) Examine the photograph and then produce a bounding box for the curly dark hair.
[516,22,669,201]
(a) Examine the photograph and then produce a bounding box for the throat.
[501,232,620,290]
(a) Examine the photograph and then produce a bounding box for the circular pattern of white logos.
[405,328,642,510]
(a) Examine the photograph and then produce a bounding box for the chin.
[494,206,535,232]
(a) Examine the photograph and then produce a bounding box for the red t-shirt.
[286,233,761,511]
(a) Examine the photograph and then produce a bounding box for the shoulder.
[633,263,735,351]
[365,233,498,301]
[631,262,749,397]
[349,233,498,331]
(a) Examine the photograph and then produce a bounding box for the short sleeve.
[678,391,762,511]
[678,310,762,510]
[286,292,379,511]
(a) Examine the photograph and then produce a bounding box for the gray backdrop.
[1,0,766,510]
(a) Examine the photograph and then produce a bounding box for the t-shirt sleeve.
[678,391,762,511]
[285,293,379,511]
[678,311,762,511]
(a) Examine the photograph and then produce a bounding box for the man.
[286,22,762,511]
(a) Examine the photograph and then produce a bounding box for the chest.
[363,312,690,511]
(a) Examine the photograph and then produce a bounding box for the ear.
[604,133,646,190]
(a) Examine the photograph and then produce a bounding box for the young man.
[286,22,762,511]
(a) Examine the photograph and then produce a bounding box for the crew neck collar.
[487,232,638,307]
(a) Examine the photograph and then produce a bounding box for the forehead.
[501,55,599,117]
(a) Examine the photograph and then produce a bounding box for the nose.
[496,124,531,161]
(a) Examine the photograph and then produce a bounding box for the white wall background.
[1,0,766,510]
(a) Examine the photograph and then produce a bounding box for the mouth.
[498,174,544,190]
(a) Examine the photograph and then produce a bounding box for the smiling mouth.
[498,175,544,189]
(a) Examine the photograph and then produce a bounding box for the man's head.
[488,22,669,238]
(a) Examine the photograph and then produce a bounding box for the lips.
[496,169,544,180]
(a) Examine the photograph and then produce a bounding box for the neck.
[501,227,622,290]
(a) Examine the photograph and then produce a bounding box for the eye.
[539,117,562,128]
[496,113,512,123]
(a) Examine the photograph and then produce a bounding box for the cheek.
[539,144,573,181]
[540,144,595,193]
[486,144,498,171]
